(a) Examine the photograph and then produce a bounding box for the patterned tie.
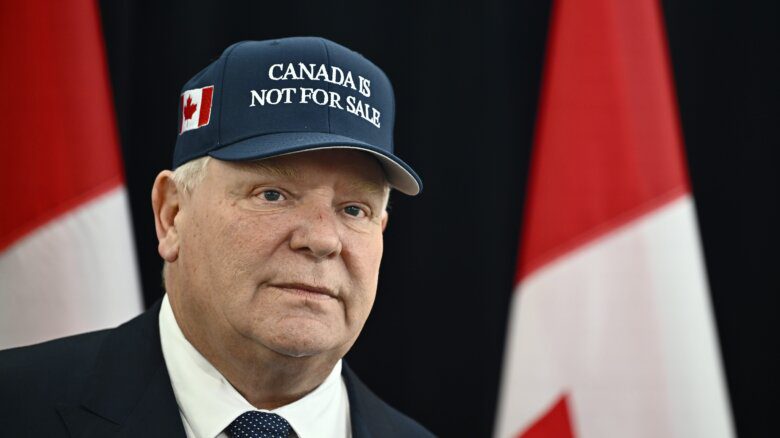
[227,411,293,438]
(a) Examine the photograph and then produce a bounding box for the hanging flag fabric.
[0,0,143,349]
[494,0,734,436]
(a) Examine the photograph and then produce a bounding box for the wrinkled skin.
[152,149,389,408]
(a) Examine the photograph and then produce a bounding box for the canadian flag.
[180,86,214,133]
[0,0,143,348]
[494,0,734,437]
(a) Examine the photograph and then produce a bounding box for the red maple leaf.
[183,96,198,120]
[520,395,574,438]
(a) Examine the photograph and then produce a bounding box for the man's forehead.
[234,159,299,178]
[225,153,389,195]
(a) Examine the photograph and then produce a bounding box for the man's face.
[168,149,388,361]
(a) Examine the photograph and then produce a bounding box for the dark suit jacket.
[0,301,434,437]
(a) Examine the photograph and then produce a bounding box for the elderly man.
[0,37,432,437]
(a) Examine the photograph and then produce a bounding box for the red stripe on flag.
[179,94,185,134]
[0,0,124,251]
[516,0,689,282]
[198,86,214,127]
[519,395,575,438]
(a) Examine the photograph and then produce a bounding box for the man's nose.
[289,203,343,259]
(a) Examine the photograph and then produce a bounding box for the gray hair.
[171,156,212,194]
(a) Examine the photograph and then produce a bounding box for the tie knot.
[227,411,292,438]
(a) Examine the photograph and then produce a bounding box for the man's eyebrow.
[233,159,387,197]
[346,180,387,197]
[234,160,299,178]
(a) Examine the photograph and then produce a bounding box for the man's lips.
[271,283,337,300]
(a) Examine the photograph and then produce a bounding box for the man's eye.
[344,205,366,217]
[260,190,284,201]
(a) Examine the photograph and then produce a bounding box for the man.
[0,37,433,437]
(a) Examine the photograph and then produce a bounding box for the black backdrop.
[98,0,778,436]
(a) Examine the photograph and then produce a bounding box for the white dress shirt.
[159,294,352,438]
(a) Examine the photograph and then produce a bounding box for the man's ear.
[381,210,389,233]
[152,170,181,262]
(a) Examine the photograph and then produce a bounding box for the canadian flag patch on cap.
[179,86,214,134]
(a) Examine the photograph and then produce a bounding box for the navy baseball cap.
[173,37,422,195]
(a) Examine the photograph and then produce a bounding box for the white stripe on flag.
[495,196,733,437]
[0,187,143,349]
[181,88,204,133]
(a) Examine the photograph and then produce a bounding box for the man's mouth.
[271,283,336,300]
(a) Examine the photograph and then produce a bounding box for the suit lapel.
[56,303,407,437]
[342,363,372,438]
[58,300,186,437]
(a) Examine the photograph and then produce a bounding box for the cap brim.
[208,132,422,195]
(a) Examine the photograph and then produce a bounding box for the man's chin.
[261,340,338,360]
[258,330,342,359]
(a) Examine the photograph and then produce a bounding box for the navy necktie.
[227,411,292,438]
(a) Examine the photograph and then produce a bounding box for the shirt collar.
[158,294,350,438]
